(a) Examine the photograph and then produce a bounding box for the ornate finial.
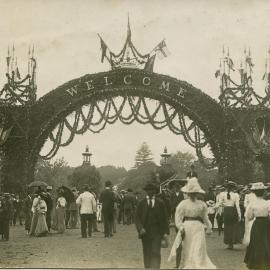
[85,145,89,152]
[98,18,169,71]
[127,13,131,40]
[0,45,37,105]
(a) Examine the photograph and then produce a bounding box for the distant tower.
[82,146,92,165]
[160,146,171,165]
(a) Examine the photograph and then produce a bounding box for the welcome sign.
[64,69,187,99]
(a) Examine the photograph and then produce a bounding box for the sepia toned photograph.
[0,0,270,269]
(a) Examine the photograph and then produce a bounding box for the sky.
[1,0,270,169]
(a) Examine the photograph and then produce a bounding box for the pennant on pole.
[215,70,220,78]
[246,56,254,67]
[15,67,21,80]
[144,54,156,72]
[98,35,108,63]
[225,57,235,71]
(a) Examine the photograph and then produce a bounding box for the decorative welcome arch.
[27,68,225,174]
[3,67,270,193]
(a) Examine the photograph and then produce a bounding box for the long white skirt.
[169,221,216,269]
[242,218,255,246]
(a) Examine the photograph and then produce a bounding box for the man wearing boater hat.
[135,182,169,269]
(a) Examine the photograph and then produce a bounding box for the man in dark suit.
[135,182,169,269]
[99,180,115,238]
[170,182,184,224]
[123,188,135,225]
[186,164,198,179]
[0,194,11,241]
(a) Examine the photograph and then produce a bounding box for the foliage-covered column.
[0,107,34,193]
[218,113,255,185]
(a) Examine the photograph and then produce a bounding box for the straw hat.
[181,177,205,194]
[250,182,267,191]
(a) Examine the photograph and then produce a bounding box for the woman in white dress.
[29,192,48,237]
[242,186,257,246]
[168,177,216,269]
[54,189,67,234]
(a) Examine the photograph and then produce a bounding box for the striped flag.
[154,40,170,59]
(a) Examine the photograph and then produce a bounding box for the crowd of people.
[0,168,270,269]
[0,181,140,241]
[136,175,270,269]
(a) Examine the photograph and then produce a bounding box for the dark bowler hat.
[225,181,237,188]
[143,182,159,192]
[105,180,112,187]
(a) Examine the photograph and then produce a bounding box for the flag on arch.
[154,39,170,59]
[215,70,220,78]
[144,54,156,72]
[98,34,108,63]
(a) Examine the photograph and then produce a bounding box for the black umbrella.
[28,181,48,188]
[59,185,75,203]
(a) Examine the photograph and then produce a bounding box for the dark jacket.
[123,193,136,210]
[99,189,115,213]
[135,197,169,238]
[170,191,184,213]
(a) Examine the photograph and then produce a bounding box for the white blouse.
[56,196,67,208]
[244,192,257,209]
[245,197,270,221]
[175,199,212,230]
[217,191,241,219]
[32,197,47,213]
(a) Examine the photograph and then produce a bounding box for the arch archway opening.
[39,95,217,170]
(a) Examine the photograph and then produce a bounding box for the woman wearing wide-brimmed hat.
[217,181,241,249]
[244,182,270,270]
[168,177,216,269]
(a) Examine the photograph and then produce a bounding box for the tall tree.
[34,157,73,188]
[120,161,158,193]
[135,142,154,167]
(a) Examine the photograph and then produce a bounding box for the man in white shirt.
[76,185,97,238]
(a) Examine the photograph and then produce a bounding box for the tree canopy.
[34,157,73,188]
[98,165,127,186]
[68,164,101,194]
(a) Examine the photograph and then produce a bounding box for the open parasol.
[28,181,48,188]
[59,185,75,203]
